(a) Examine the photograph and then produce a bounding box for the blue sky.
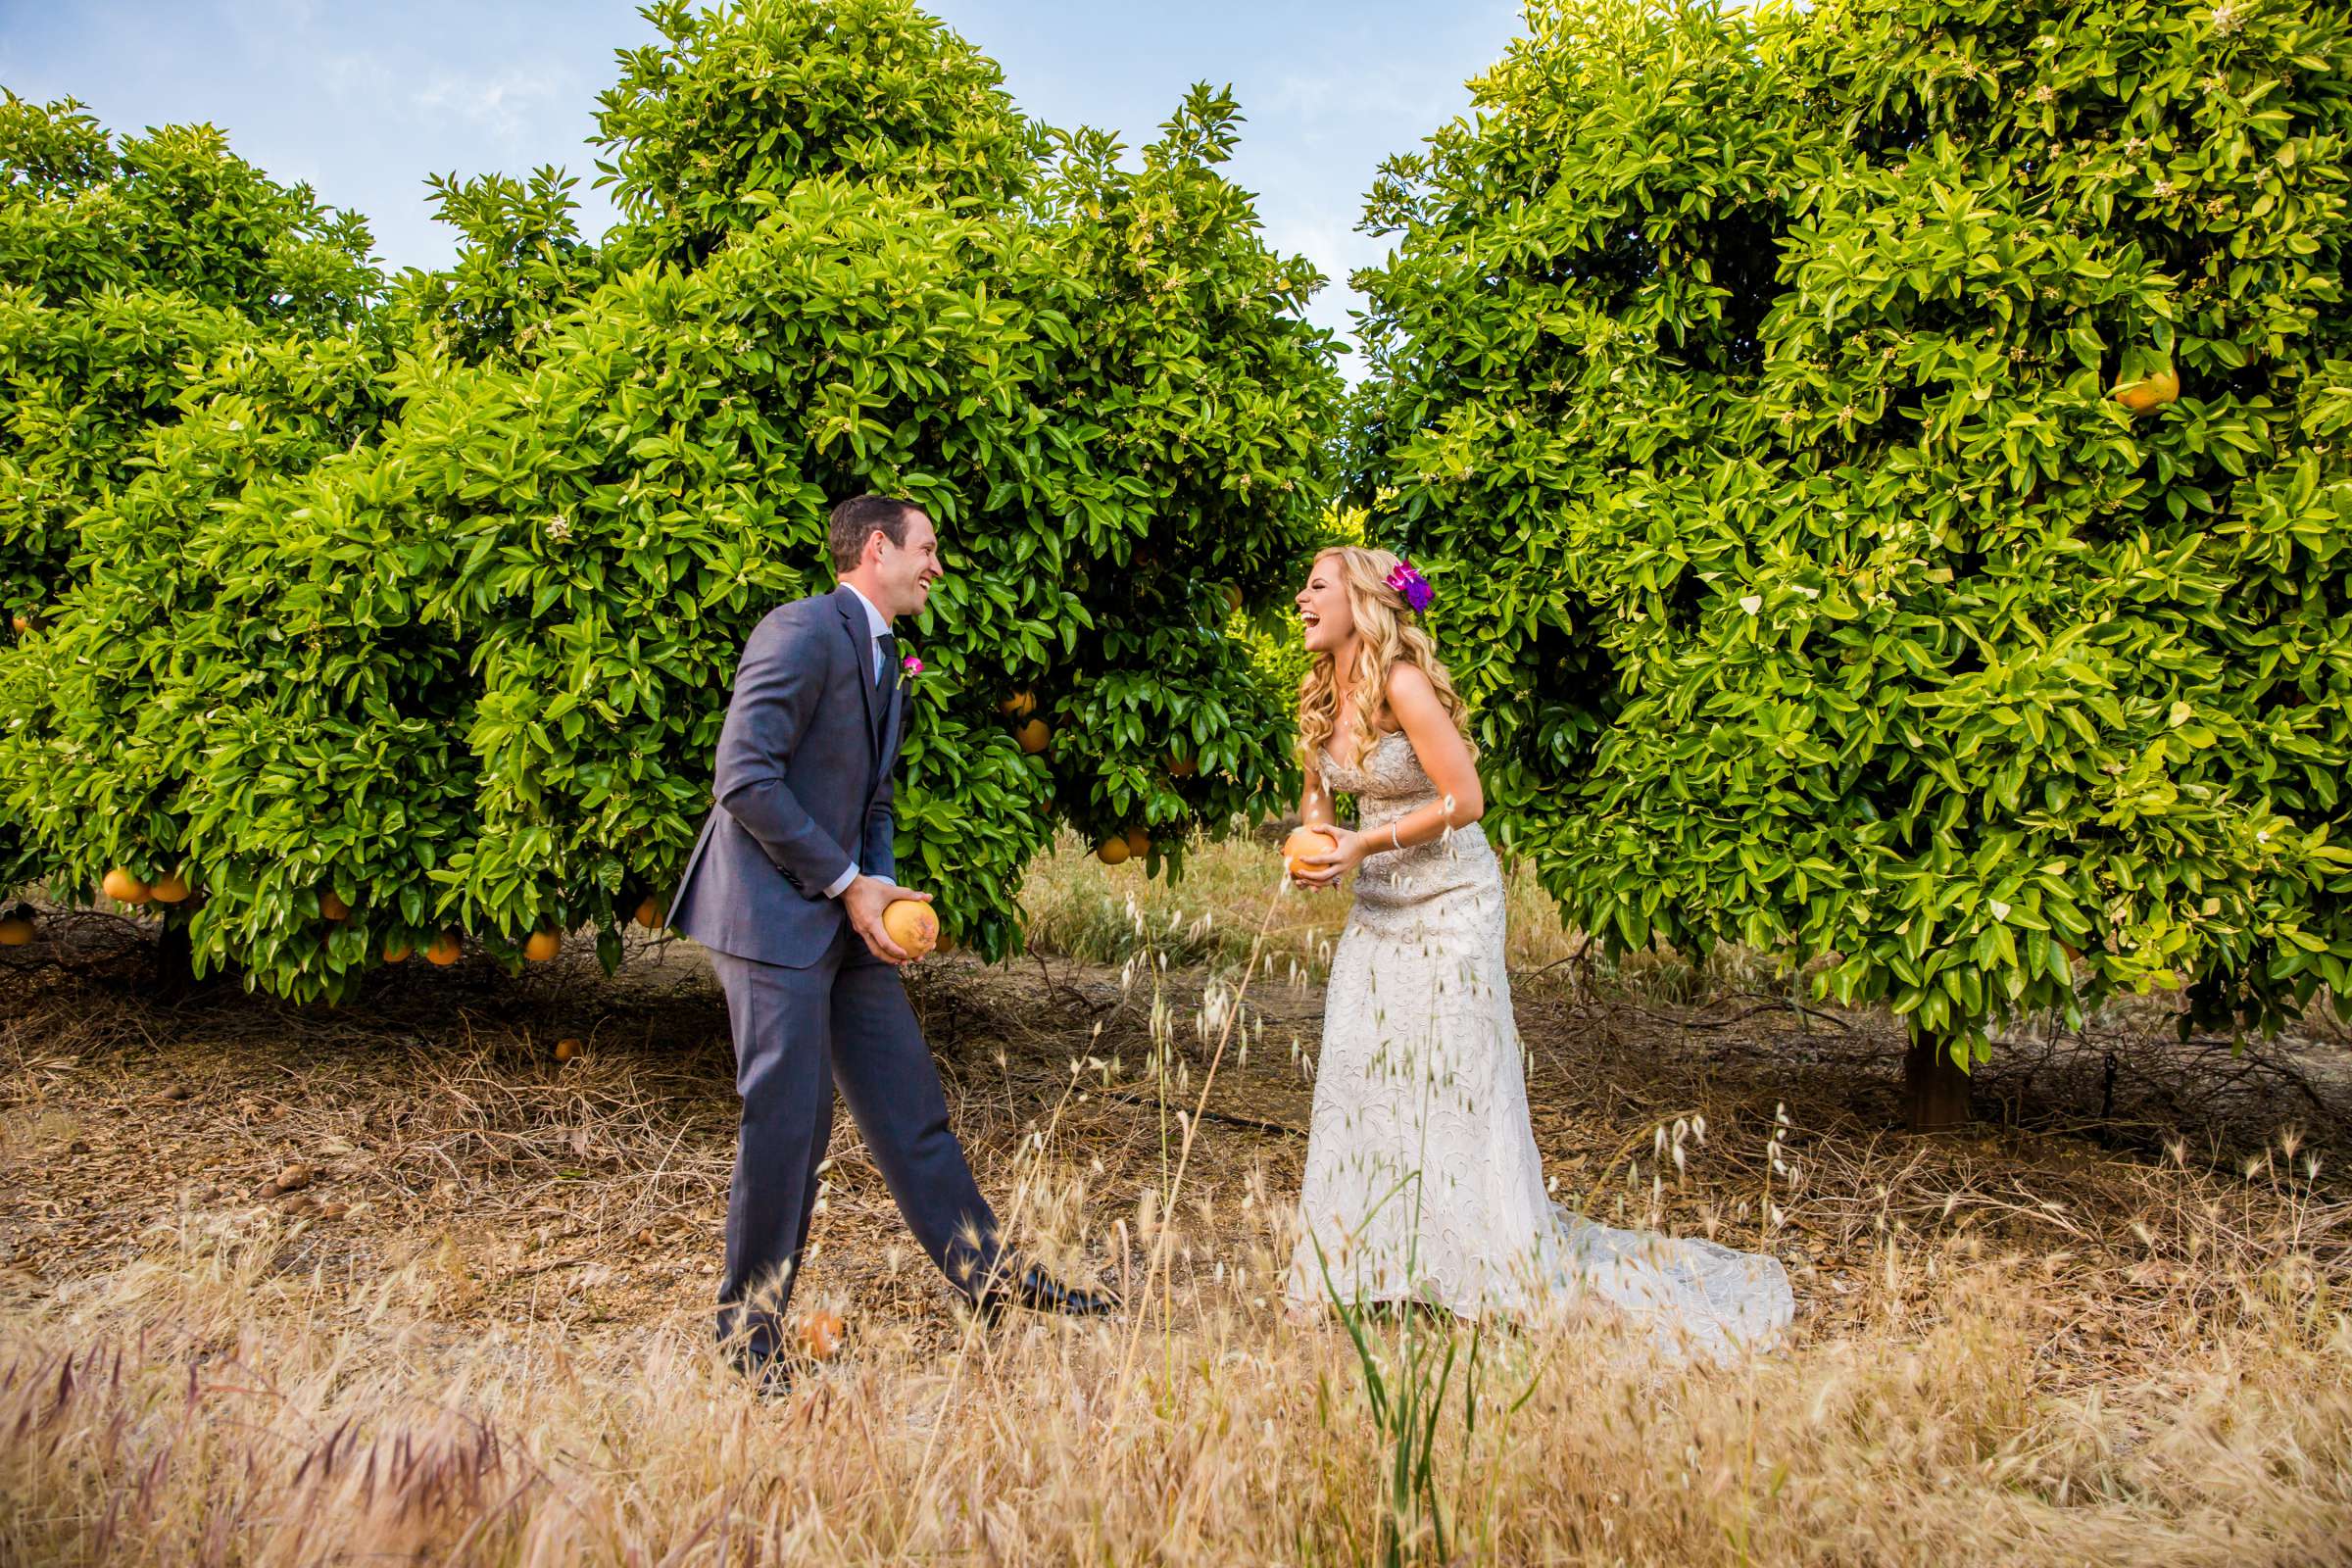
[1,0,1527,369]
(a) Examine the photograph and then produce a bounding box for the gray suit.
[670,586,1002,1359]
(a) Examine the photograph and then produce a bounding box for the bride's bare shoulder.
[1382,662,1441,713]
[1373,658,1430,696]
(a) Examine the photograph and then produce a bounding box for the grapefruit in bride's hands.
[882,898,939,960]
[1284,825,1338,882]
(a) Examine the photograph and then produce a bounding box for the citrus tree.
[0,0,1340,999]
[0,92,385,897]
[0,91,383,616]
[1348,0,2352,1124]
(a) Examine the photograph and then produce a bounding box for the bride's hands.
[1294,825,1369,890]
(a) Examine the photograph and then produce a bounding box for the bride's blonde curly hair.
[1297,546,1475,772]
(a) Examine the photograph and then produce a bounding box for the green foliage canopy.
[1348,0,2352,1056]
[0,0,1341,999]
[0,90,383,613]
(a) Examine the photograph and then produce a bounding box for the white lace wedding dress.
[1284,729,1794,1363]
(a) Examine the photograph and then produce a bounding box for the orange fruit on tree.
[0,906,34,947]
[2113,367,2180,415]
[1097,836,1131,866]
[9,612,29,636]
[797,1308,847,1360]
[382,939,413,964]
[319,890,350,922]
[1016,718,1051,755]
[882,899,939,960]
[149,872,191,905]
[1125,825,1151,858]
[633,896,663,930]
[1283,825,1338,880]
[424,931,463,966]
[999,691,1037,718]
[523,928,562,962]
[1168,756,1198,779]
[101,867,151,904]
[1222,583,1244,616]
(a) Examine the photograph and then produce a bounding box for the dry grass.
[1020,826,1600,984]
[2,858,2350,1565]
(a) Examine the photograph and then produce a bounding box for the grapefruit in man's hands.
[882,899,939,960]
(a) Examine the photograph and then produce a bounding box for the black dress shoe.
[726,1348,794,1397]
[974,1262,1119,1322]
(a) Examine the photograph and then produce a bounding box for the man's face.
[873,511,943,619]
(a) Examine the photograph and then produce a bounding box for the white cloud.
[1265,66,1472,135]
[411,66,570,143]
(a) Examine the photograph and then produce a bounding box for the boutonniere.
[899,653,923,688]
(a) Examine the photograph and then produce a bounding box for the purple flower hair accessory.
[1386,559,1435,613]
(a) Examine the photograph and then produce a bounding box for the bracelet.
[1389,824,1402,853]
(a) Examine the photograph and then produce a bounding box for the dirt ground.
[4,903,2347,1389]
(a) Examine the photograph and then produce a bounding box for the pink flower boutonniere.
[900,653,923,684]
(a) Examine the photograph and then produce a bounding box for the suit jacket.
[668,586,905,968]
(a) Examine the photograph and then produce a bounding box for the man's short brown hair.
[827,494,924,572]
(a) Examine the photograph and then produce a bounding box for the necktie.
[875,630,897,695]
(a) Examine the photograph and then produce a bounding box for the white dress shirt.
[823,584,893,898]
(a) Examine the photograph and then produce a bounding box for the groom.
[669,494,1113,1380]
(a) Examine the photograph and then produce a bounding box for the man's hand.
[844,874,930,965]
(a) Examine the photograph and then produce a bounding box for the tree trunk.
[152,920,199,1003]
[1902,1038,1972,1132]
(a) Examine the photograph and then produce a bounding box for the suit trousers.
[709,924,1003,1359]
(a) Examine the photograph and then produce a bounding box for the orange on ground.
[523,929,562,962]
[1016,718,1051,755]
[798,1309,846,1360]
[1284,825,1338,880]
[149,872,191,905]
[555,1037,583,1062]
[102,867,151,905]
[0,913,33,948]
[881,899,939,960]
[424,932,463,966]
[1097,836,1131,867]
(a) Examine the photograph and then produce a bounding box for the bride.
[1281,545,1793,1362]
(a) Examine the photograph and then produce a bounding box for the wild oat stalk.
[1102,864,1289,1431]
